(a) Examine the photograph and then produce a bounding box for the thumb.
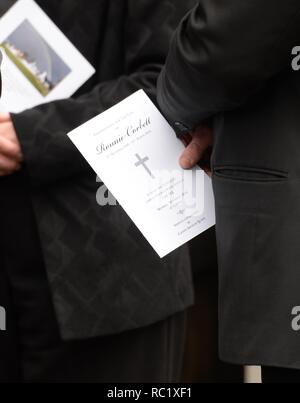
[0,113,11,123]
[179,127,212,169]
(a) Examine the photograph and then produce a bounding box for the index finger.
[0,136,23,161]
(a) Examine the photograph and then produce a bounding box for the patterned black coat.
[3,0,196,340]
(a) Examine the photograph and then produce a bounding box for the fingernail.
[180,156,193,169]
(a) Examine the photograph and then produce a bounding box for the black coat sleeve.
[158,0,300,131]
[12,0,193,187]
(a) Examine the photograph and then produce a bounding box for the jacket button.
[174,122,190,137]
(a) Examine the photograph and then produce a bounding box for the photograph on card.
[0,19,72,96]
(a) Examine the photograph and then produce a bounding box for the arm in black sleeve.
[158,0,300,131]
[12,0,194,187]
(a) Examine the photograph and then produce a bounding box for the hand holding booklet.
[0,0,95,113]
[68,90,215,258]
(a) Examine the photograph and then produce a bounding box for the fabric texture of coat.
[158,0,300,368]
[2,0,196,341]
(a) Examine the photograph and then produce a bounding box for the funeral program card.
[0,0,95,113]
[68,91,215,258]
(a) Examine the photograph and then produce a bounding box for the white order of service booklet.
[68,90,216,258]
[0,0,95,113]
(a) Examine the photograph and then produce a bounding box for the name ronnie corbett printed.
[0,306,6,331]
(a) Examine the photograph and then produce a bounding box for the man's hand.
[0,113,23,176]
[179,126,213,174]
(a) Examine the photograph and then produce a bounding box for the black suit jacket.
[3,0,196,341]
[158,1,300,368]
[158,0,300,129]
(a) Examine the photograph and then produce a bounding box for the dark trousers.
[182,230,243,383]
[262,367,300,384]
[0,174,186,383]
